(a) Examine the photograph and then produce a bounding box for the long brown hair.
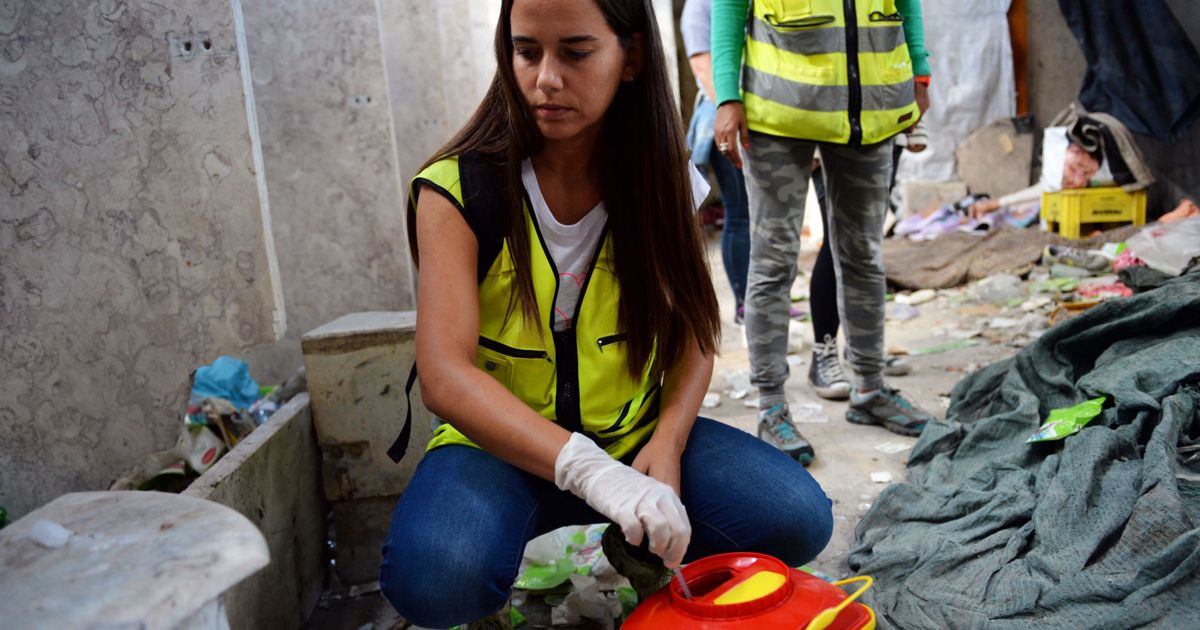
[408,0,720,377]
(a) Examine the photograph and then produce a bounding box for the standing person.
[378,1,834,627]
[682,0,804,325]
[808,121,928,399]
[712,0,937,463]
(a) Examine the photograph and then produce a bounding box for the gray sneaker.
[1042,245,1109,272]
[847,386,934,436]
[809,335,851,400]
[757,403,815,466]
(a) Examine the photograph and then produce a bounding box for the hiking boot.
[809,335,851,400]
[465,598,513,630]
[1042,245,1109,273]
[847,386,934,436]
[601,523,668,603]
[757,403,815,465]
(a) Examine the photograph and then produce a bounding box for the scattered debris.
[1027,396,1107,443]
[987,317,1022,329]
[1020,296,1052,311]
[791,403,830,424]
[887,303,921,321]
[721,369,750,400]
[973,273,1025,304]
[910,339,980,356]
[896,289,938,305]
[874,442,913,455]
[870,472,894,484]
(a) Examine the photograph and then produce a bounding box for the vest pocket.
[476,336,550,390]
[596,333,628,352]
[762,0,835,28]
[476,346,514,389]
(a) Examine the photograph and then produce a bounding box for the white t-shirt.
[520,160,710,331]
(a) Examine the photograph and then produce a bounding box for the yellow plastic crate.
[1041,187,1147,239]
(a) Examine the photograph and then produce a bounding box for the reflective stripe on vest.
[406,156,661,461]
[742,0,919,145]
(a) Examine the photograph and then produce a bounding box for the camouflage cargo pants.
[743,131,893,394]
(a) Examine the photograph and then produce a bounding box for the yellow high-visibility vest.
[743,0,919,144]
[408,156,661,460]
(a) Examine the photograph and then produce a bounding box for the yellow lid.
[713,571,788,605]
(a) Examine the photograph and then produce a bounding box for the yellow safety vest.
[743,0,919,145]
[409,156,662,460]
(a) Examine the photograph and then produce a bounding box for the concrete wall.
[185,393,326,630]
[376,0,499,191]
[0,0,283,518]
[239,0,416,385]
[1026,0,1200,213]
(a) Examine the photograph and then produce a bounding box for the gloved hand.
[554,432,691,568]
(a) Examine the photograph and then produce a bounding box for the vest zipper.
[478,336,551,362]
[844,0,863,146]
[596,333,628,352]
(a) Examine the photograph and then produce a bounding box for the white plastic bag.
[1126,217,1200,276]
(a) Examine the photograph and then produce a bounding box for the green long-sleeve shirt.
[712,0,931,105]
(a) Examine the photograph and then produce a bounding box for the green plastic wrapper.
[1027,396,1107,443]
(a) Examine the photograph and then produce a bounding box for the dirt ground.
[702,242,1020,580]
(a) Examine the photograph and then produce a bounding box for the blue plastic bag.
[191,356,261,410]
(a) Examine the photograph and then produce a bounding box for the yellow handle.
[803,576,874,630]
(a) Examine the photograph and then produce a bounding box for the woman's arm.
[688,52,717,103]
[632,340,713,494]
[710,0,749,106]
[896,0,931,79]
[414,187,569,481]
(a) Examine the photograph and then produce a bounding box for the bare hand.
[631,434,684,497]
[714,101,750,170]
[914,82,930,117]
[969,199,1001,220]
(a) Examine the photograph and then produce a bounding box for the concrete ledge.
[185,393,326,630]
[302,311,433,585]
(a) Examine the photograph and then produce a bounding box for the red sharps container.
[623,553,876,630]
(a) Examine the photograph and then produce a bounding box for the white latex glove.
[554,432,691,568]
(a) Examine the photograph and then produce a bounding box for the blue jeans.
[379,418,832,628]
[709,143,751,308]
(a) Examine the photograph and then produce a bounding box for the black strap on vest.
[387,153,511,464]
[385,365,420,463]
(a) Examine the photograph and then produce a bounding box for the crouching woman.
[379,0,833,626]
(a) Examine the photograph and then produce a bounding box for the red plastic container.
[623,553,875,630]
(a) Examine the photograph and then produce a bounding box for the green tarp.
[849,272,1200,629]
